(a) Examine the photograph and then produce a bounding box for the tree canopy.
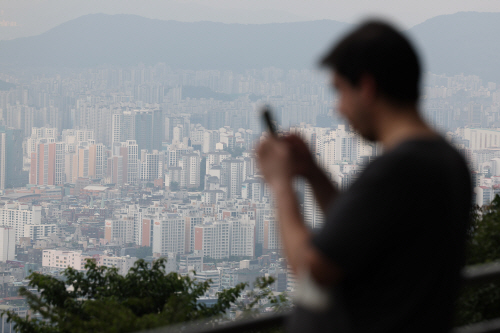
[1,258,288,333]
[456,195,500,325]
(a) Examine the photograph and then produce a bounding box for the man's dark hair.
[321,21,421,107]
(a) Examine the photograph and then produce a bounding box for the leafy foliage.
[225,146,245,158]
[170,181,180,191]
[1,258,288,333]
[456,195,500,326]
[235,276,292,317]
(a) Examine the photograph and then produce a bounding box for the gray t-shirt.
[288,137,472,333]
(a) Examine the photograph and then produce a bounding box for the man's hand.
[282,134,319,180]
[256,134,343,287]
[258,133,337,212]
[257,134,318,186]
[256,135,295,190]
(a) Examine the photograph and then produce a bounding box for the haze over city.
[0,1,500,332]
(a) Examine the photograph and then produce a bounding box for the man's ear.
[359,74,377,106]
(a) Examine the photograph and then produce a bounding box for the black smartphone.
[261,106,277,137]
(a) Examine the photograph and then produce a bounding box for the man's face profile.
[332,72,376,141]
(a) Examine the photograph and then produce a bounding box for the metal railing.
[144,262,500,333]
[139,262,500,333]
[142,313,288,333]
[453,263,500,333]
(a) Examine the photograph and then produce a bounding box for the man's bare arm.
[273,180,343,286]
[306,163,338,213]
[257,136,343,286]
[283,135,339,212]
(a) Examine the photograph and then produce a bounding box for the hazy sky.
[1,0,500,40]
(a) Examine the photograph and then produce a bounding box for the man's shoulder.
[376,137,464,166]
[362,137,469,183]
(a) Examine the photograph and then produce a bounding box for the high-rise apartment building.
[194,221,230,259]
[0,126,28,189]
[135,109,164,152]
[221,159,244,198]
[104,217,134,244]
[303,183,324,230]
[184,215,203,253]
[179,153,201,189]
[111,113,122,146]
[241,178,264,202]
[202,130,220,153]
[140,149,162,181]
[229,217,255,257]
[165,115,189,143]
[263,215,282,253]
[255,204,272,244]
[152,213,186,256]
[75,143,90,179]
[0,203,42,241]
[89,143,106,179]
[0,226,15,262]
[26,127,57,157]
[124,140,139,184]
[107,155,124,185]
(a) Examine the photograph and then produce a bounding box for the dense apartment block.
[0,203,42,241]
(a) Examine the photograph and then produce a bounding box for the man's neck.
[375,105,438,151]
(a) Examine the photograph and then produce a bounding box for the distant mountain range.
[409,12,500,83]
[0,12,499,82]
[0,15,348,71]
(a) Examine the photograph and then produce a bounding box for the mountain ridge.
[0,12,499,81]
[0,14,349,70]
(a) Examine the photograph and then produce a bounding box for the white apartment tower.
[111,113,122,146]
[55,142,65,185]
[0,203,42,241]
[303,183,324,230]
[0,226,15,262]
[140,150,161,181]
[152,213,186,256]
[229,217,255,257]
[179,153,201,189]
[124,140,139,184]
[221,159,244,198]
[194,221,230,259]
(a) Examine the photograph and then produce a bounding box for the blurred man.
[257,21,472,333]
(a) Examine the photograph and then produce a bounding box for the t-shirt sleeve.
[312,155,426,276]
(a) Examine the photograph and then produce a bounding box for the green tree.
[456,195,500,326]
[236,277,292,318]
[170,181,180,191]
[225,146,245,158]
[1,258,285,333]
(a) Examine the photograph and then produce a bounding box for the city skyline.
[0,8,499,331]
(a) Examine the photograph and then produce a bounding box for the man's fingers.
[283,134,311,157]
[257,138,277,161]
